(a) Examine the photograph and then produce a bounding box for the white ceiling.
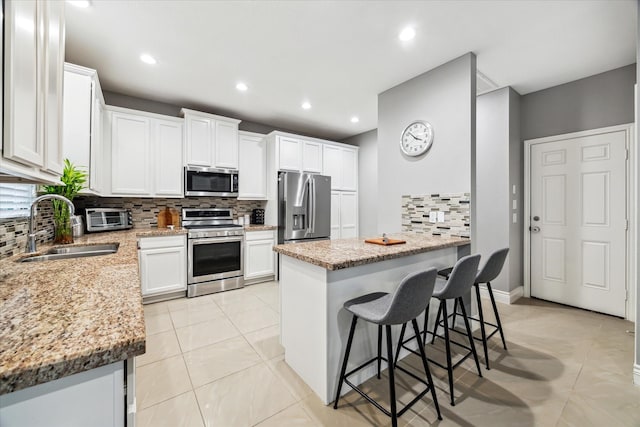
[65,0,637,141]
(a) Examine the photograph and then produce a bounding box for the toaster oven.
[85,208,133,232]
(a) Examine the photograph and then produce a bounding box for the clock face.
[400,121,434,157]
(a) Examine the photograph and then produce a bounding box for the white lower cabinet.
[244,230,276,283]
[330,191,358,239]
[138,235,187,299]
[0,360,134,427]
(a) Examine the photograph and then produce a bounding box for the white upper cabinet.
[1,0,66,184]
[63,63,105,194]
[106,107,184,198]
[276,136,323,173]
[238,132,267,200]
[322,144,358,191]
[181,109,240,169]
[302,141,323,173]
[154,120,184,197]
[111,112,151,195]
[184,115,211,167]
[277,136,302,172]
[214,120,239,169]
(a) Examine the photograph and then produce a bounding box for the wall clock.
[400,120,434,157]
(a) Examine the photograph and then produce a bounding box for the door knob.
[530,226,540,233]
[533,216,540,221]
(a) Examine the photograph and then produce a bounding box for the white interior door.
[530,130,627,317]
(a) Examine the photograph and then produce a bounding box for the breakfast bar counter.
[273,233,470,404]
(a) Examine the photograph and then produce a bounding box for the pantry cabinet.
[182,108,240,170]
[238,132,267,200]
[330,191,358,239]
[139,235,187,300]
[0,0,66,184]
[323,145,357,191]
[105,106,183,198]
[244,230,276,284]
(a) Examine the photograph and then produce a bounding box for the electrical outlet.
[437,211,445,223]
[429,211,437,223]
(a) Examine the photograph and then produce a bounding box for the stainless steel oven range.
[183,208,244,297]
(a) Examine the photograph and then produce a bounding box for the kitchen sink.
[20,243,119,263]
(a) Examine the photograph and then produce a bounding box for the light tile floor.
[137,281,639,426]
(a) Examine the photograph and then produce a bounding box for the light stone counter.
[0,228,166,394]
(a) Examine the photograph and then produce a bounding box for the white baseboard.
[634,364,640,387]
[479,285,524,305]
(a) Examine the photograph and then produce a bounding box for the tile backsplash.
[401,193,470,238]
[0,204,55,259]
[73,196,266,229]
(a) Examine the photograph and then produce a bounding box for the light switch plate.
[429,212,437,223]
[437,211,445,223]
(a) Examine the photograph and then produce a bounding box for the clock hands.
[407,131,422,141]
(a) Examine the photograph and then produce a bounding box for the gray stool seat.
[437,248,509,370]
[334,269,442,427]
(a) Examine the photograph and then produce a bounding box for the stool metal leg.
[474,283,490,370]
[411,319,442,421]
[451,298,458,329]
[431,302,443,345]
[422,303,430,345]
[458,297,482,377]
[487,282,507,350]
[441,301,455,405]
[377,325,383,379]
[386,325,398,427]
[334,315,358,409]
[393,322,406,367]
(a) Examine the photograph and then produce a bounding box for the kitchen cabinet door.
[111,112,150,195]
[42,0,65,175]
[214,120,239,169]
[154,119,184,197]
[139,240,187,296]
[330,191,341,239]
[238,133,267,199]
[185,115,212,167]
[323,145,342,190]
[302,141,323,173]
[277,136,301,171]
[339,192,358,238]
[245,239,275,280]
[3,0,42,168]
[63,69,92,173]
[341,148,358,191]
[90,96,104,194]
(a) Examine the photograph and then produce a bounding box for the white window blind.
[0,184,36,219]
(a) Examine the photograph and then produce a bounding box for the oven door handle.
[190,236,244,245]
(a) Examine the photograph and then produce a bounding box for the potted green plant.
[42,159,87,244]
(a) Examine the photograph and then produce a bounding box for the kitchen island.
[273,233,470,404]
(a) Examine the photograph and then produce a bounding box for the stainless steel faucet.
[27,194,75,253]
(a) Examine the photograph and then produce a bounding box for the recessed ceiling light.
[350,116,359,123]
[301,101,312,110]
[140,54,157,65]
[67,0,90,8]
[398,26,416,41]
[236,82,248,92]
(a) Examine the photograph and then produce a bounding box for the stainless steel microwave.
[184,166,239,197]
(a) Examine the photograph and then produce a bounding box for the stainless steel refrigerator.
[278,172,331,243]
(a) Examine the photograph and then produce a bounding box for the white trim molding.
[479,285,524,305]
[634,364,640,387]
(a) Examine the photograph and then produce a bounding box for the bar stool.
[396,254,482,406]
[437,248,509,370]
[333,269,442,427]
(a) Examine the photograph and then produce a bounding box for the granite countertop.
[136,227,188,237]
[273,233,470,271]
[0,229,149,395]
[244,225,277,231]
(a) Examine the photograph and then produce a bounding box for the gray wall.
[342,129,377,237]
[476,87,522,292]
[521,64,636,141]
[103,91,311,137]
[377,53,476,233]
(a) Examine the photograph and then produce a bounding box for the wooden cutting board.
[364,238,406,246]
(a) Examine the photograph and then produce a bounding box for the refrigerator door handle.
[310,178,316,233]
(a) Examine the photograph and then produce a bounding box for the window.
[0,184,36,219]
